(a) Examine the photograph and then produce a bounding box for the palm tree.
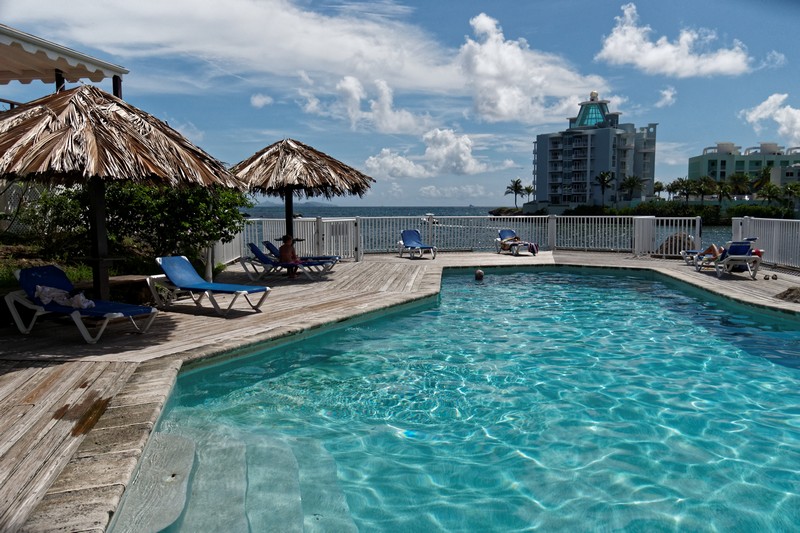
[671,177,692,203]
[758,182,783,205]
[783,182,800,211]
[728,173,751,199]
[505,178,524,208]
[697,176,717,206]
[594,171,614,208]
[523,184,535,202]
[715,180,732,207]
[752,166,772,192]
[618,174,645,202]
[665,180,679,201]
[653,180,665,199]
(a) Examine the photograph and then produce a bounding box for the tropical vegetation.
[501,171,799,223]
[1,182,252,288]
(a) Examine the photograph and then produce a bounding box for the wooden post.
[55,69,65,92]
[284,191,294,237]
[88,177,111,300]
[112,75,123,98]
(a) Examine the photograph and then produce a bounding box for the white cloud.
[6,0,461,93]
[654,141,693,167]
[421,128,487,174]
[298,88,324,115]
[160,114,204,143]
[458,13,607,123]
[385,182,404,198]
[596,3,762,78]
[250,93,273,108]
[418,184,487,199]
[369,80,432,134]
[655,86,677,108]
[740,94,800,145]
[365,128,492,179]
[6,2,614,129]
[330,77,432,134]
[336,76,368,128]
[365,148,431,178]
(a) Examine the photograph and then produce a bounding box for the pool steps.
[110,430,356,531]
[245,437,303,532]
[181,437,249,531]
[110,433,195,532]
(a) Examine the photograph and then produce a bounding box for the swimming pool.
[132,268,800,531]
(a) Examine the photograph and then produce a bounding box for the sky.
[2,0,800,207]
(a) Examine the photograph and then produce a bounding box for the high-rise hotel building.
[532,92,657,209]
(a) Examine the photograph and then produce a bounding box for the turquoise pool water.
[154,269,800,532]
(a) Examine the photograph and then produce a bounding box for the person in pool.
[279,235,301,279]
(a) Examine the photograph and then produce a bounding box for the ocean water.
[147,269,799,532]
[245,204,497,219]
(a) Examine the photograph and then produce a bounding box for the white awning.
[0,23,127,85]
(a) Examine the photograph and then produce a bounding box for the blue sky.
[2,0,799,206]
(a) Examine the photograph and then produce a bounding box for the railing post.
[732,217,744,241]
[315,216,324,256]
[633,216,655,256]
[547,215,557,250]
[425,213,435,245]
[694,216,703,249]
[355,217,363,262]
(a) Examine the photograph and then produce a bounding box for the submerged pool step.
[111,432,195,533]
[245,436,304,532]
[289,436,358,533]
[179,435,249,532]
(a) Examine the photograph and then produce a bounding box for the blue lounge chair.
[398,229,437,259]
[495,229,538,256]
[149,255,270,315]
[239,243,331,280]
[695,241,761,279]
[262,240,339,271]
[4,265,158,344]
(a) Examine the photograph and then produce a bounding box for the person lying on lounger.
[699,243,724,259]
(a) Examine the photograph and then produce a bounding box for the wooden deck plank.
[0,362,136,530]
[0,252,797,532]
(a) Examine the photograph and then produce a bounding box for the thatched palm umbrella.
[0,84,245,299]
[231,138,375,236]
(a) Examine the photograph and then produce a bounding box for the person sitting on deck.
[279,235,301,279]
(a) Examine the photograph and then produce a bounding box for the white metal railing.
[233,215,700,257]
[735,216,800,269]
[224,215,800,271]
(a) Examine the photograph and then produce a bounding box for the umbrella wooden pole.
[284,191,294,237]
[88,177,111,301]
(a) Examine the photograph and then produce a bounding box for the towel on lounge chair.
[149,255,270,315]
[495,229,537,256]
[5,265,158,344]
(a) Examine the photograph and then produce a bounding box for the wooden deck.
[1,251,799,532]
